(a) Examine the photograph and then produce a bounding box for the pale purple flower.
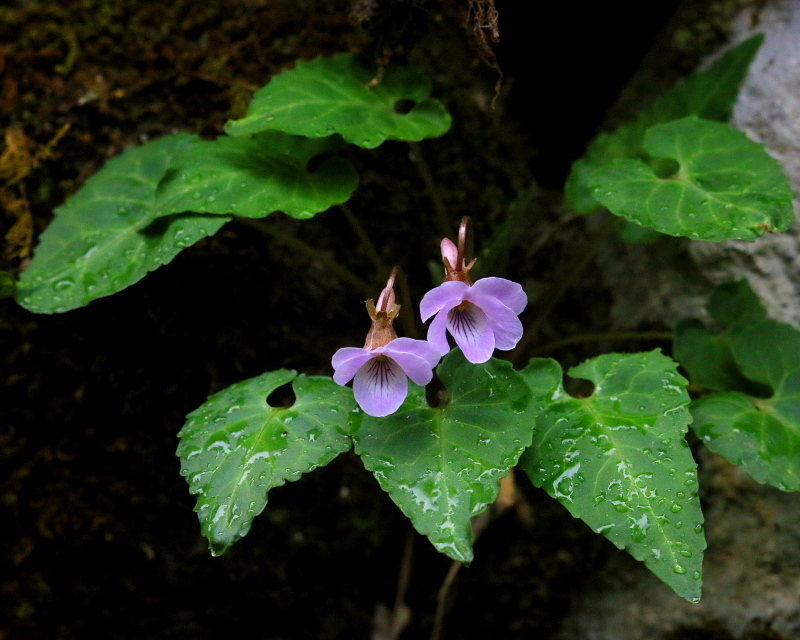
[420,277,527,363]
[420,218,527,364]
[332,337,441,417]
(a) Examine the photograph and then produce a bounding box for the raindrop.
[693,524,702,534]
[54,279,74,291]
[670,504,682,513]
[679,549,692,558]
[673,564,687,574]
[693,571,701,580]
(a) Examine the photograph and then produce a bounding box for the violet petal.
[353,356,408,417]
[470,277,527,314]
[427,300,460,355]
[471,294,524,351]
[446,302,496,363]
[420,281,469,321]
[381,338,440,385]
[331,347,374,385]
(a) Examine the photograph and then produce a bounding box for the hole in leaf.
[140,215,173,238]
[564,376,595,399]
[393,99,416,115]
[266,381,296,408]
[744,379,773,400]
[426,373,450,408]
[651,157,680,179]
[305,152,333,173]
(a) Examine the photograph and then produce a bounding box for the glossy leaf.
[156,132,358,219]
[225,53,452,148]
[519,351,705,603]
[692,319,800,491]
[566,35,763,214]
[178,371,355,555]
[15,134,228,314]
[587,117,794,241]
[353,349,533,563]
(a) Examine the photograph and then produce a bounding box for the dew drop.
[670,503,682,513]
[673,564,687,574]
[54,279,74,291]
[693,571,701,580]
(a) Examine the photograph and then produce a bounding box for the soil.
[0,1,738,639]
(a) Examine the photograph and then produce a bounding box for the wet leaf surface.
[156,132,358,219]
[225,53,452,148]
[587,117,794,241]
[178,370,356,555]
[353,349,534,563]
[519,351,705,603]
[15,134,228,314]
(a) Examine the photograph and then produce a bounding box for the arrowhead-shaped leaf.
[178,371,355,555]
[155,132,358,219]
[566,35,764,214]
[15,133,228,314]
[519,351,705,603]
[353,349,533,563]
[225,53,452,148]
[587,117,794,241]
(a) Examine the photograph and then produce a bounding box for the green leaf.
[674,281,768,393]
[225,53,452,148]
[15,134,228,314]
[353,349,533,563]
[519,351,705,603]
[587,117,794,241]
[155,132,358,219]
[178,370,355,555]
[674,319,755,392]
[566,35,764,213]
[692,319,800,491]
[707,279,767,328]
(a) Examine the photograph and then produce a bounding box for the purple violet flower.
[332,269,441,417]
[420,218,527,364]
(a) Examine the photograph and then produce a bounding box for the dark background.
[1,1,721,638]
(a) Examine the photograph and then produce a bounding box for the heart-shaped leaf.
[519,351,705,603]
[691,318,800,491]
[353,349,533,563]
[566,35,763,214]
[587,117,794,241]
[674,281,768,393]
[225,53,452,148]
[156,132,358,219]
[15,133,228,314]
[178,370,356,555]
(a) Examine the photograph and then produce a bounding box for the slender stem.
[533,331,674,356]
[235,217,374,298]
[429,560,462,640]
[508,215,617,366]
[338,203,385,276]
[409,142,451,237]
